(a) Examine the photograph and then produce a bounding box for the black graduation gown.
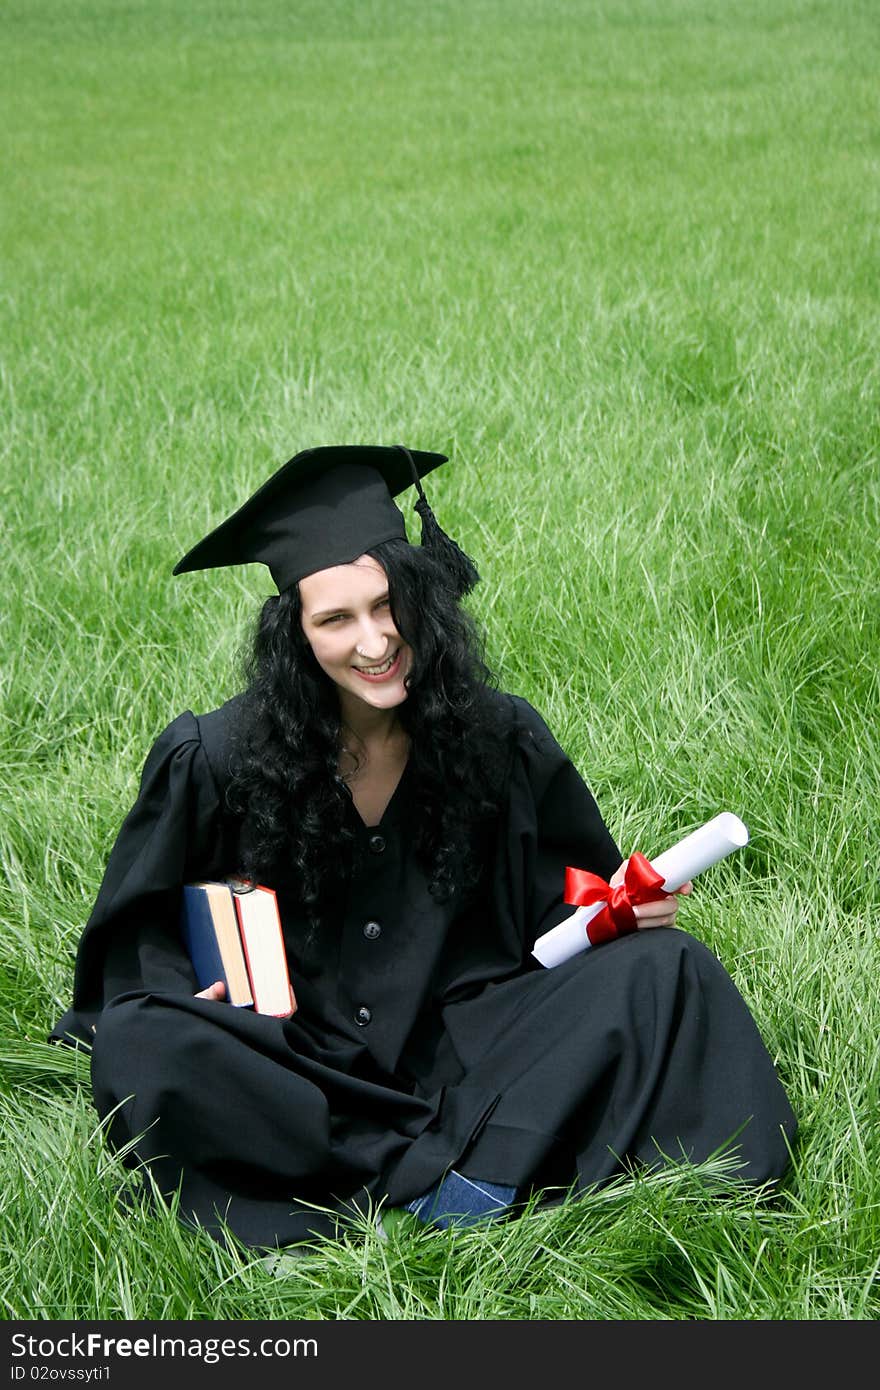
[52,691,796,1248]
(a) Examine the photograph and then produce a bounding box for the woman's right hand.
[609,858,692,929]
[195,980,226,1002]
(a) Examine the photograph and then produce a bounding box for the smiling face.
[299,553,412,714]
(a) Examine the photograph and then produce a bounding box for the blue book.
[179,882,254,1007]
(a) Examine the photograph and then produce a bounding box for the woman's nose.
[355,617,391,659]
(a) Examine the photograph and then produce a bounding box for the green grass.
[1,0,878,1320]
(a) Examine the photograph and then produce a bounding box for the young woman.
[53,445,796,1248]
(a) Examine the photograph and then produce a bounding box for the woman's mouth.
[352,648,402,682]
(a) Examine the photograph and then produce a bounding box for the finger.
[609,863,627,889]
[676,880,693,896]
[634,898,676,918]
[633,901,680,927]
[195,981,226,1001]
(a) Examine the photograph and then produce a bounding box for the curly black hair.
[226,539,512,931]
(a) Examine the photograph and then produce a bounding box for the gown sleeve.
[50,712,227,1047]
[497,695,623,956]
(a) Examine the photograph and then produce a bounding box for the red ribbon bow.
[564,852,668,947]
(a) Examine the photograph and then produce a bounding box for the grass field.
[1,0,878,1320]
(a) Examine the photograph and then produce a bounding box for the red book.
[229,881,297,1018]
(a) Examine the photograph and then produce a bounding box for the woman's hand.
[195,981,227,1002]
[609,859,693,929]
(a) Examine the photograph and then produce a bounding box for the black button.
[368,834,386,854]
[355,1005,372,1026]
[363,920,382,941]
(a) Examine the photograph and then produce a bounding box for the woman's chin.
[351,678,409,709]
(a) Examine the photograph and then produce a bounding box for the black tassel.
[394,444,481,598]
[414,493,481,598]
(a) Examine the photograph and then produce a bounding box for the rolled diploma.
[531,812,749,969]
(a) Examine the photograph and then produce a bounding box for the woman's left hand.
[195,980,227,1002]
[609,859,693,929]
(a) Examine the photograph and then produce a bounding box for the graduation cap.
[173,444,480,595]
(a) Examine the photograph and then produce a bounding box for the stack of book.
[179,880,296,1017]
